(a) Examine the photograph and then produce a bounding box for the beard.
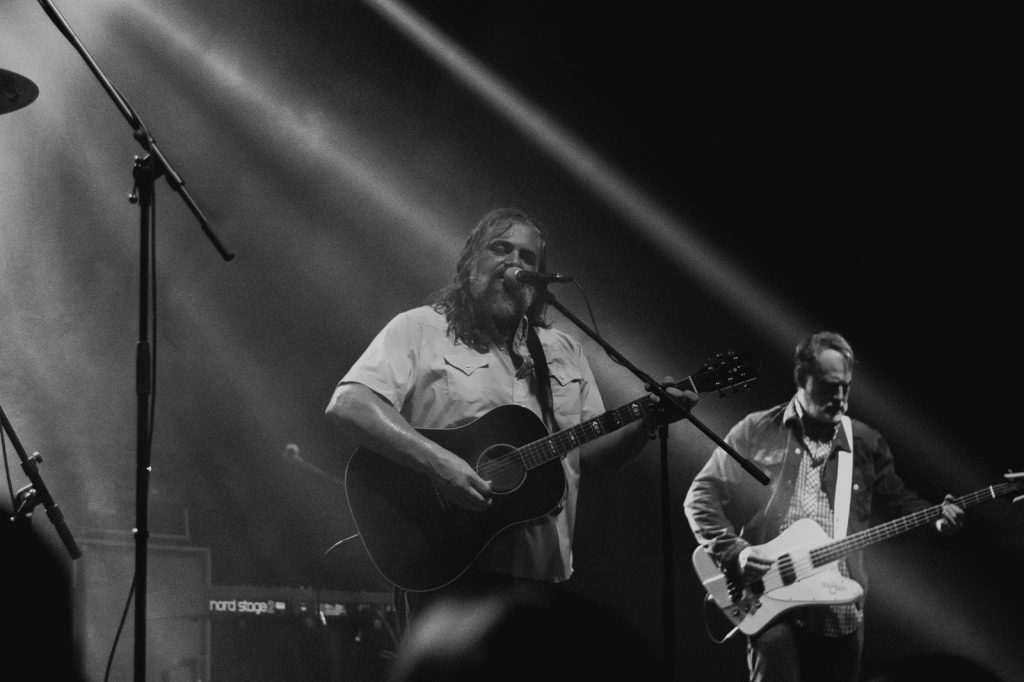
[807,401,846,426]
[473,274,534,330]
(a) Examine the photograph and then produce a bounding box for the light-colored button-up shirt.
[341,306,605,581]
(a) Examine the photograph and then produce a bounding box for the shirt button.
[795,447,802,454]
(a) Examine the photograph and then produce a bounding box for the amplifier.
[74,539,212,682]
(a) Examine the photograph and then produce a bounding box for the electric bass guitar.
[692,472,1024,637]
[345,351,759,592]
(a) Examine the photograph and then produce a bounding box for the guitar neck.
[515,353,758,471]
[811,479,1024,566]
[518,396,655,471]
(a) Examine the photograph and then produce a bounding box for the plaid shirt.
[781,436,862,636]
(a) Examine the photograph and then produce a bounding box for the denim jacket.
[683,397,931,596]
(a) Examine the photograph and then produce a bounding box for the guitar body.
[345,404,564,592]
[692,518,863,636]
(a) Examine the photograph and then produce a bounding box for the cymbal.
[1,68,40,115]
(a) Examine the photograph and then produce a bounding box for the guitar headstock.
[689,350,762,396]
[1006,470,1024,504]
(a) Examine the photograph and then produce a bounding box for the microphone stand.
[36,2,235,680]
[540,289,768,680]
[1,401,81,559]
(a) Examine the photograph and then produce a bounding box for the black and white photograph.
[2,2,1020,680]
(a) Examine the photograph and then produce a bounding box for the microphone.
[504,267,574,286]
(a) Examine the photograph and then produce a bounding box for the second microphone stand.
[541,288,768,680]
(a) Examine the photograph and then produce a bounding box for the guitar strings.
[473,359,757,480]
[756,481,1022,590]
[473,402,641,480]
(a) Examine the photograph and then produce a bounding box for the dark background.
[2,2,1020,680]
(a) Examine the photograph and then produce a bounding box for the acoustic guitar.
[346,351,759,591]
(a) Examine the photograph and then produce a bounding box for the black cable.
[149,191,158,443]
[701,593,740,645]
[2,430,13,508]
[103,575,136,682]
[568,279,632,372]
[310,534,400,655]
[311,534,360,624]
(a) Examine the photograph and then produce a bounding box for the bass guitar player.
[684,330,965,682]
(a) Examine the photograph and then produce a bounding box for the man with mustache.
[684,330,964,682]
[327,207,695,622]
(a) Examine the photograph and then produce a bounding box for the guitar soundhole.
[476,444,527,494]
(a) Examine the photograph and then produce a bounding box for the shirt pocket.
[547,356,584,427]
[849,468,873,521]
[441,353,493,416]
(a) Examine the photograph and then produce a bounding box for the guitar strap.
[526,325,560,432]
[833,416,854,540]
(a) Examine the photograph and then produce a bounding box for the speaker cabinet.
[74,538,211,682]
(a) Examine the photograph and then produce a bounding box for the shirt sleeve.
[863,430,932,519]
[684,419,754,567]
[339,312,420,411]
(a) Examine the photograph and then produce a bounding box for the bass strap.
[833,416,854,539]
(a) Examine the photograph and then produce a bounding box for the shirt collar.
[783,393,803,430]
